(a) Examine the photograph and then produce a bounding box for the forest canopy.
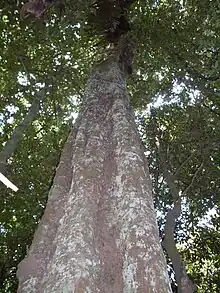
[0,0,219,292]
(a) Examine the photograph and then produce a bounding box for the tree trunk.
[0,89,45,175]
[17,42,172,293]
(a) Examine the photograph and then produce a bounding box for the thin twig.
[182,162,204,196]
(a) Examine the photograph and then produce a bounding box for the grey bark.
[150,112,197,293]
[0,89,45,175]
[160,158,197,293]
[17,42,172,293]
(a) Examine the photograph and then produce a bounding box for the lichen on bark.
[17,40,172,293]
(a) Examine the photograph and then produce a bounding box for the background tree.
[0,0,219,292]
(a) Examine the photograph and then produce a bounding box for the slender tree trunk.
[17,43,172,293]
[0,89,45,174]
[160,159,197,293]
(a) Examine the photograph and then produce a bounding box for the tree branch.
[182,162,203,196]
[161,158,203,293]
[0,89,46,174]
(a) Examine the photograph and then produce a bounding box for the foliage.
[182,224,220,292]
[0,0,219,291]
[137,98,220,291]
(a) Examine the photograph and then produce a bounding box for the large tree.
[17,37,172,292]
[0,0,219,292]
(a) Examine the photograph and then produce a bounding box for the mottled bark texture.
[17,43,172,293]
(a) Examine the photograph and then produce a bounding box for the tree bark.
[17,42,172,293]
[0,89,45,175]
[160,159,197,293]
